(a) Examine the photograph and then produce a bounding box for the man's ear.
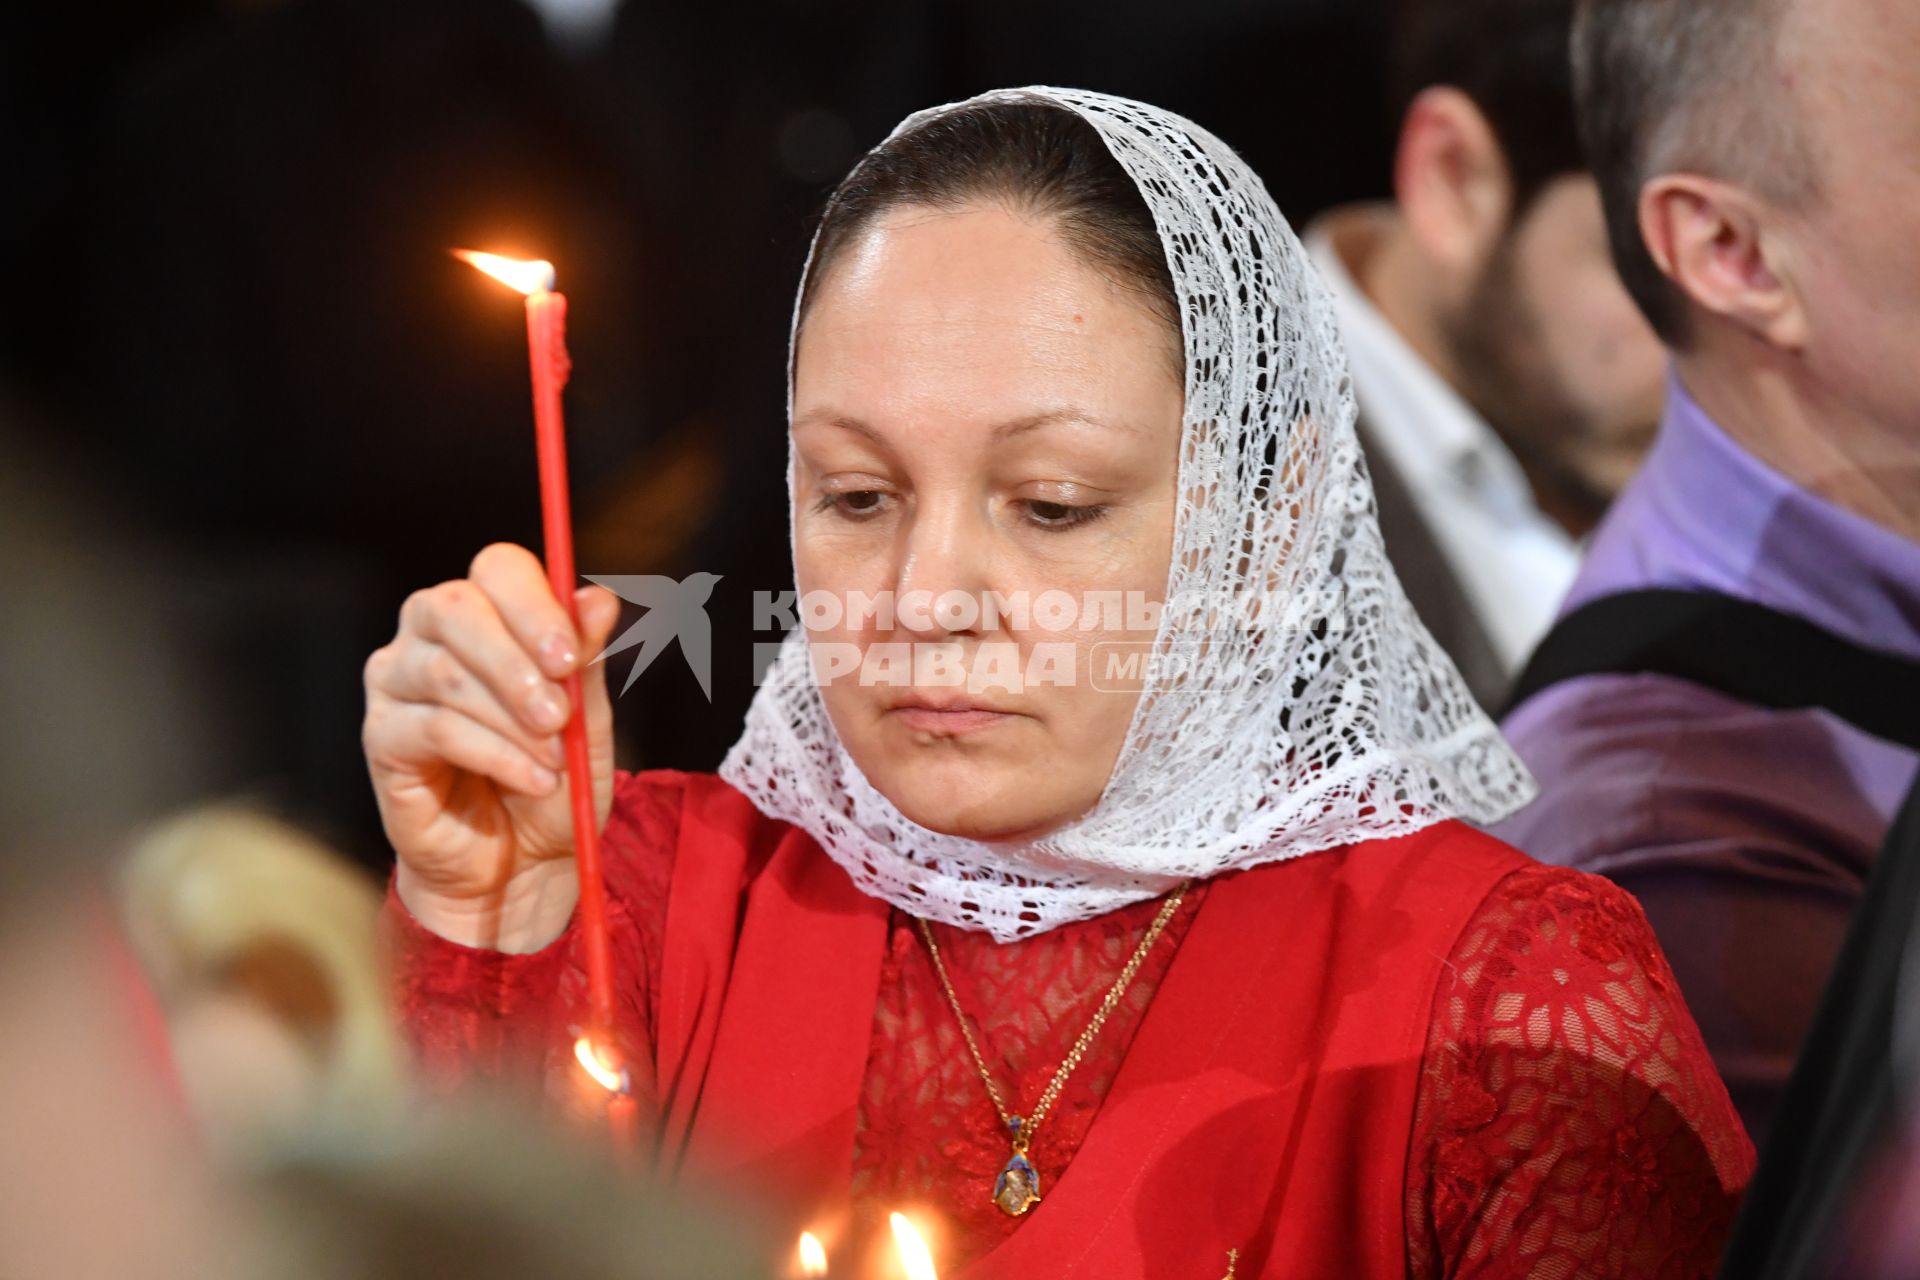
[1393,86,1515,276]
[1639,174,1809,350]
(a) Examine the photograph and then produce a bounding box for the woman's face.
[791,201,1184,843]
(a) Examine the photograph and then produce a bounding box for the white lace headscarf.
[719,86,1536,940]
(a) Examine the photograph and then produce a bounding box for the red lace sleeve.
[382,873,581,1093]
[1406,864,1757,1279]
[382,768,684,1107]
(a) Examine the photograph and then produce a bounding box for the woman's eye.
[817,490,889,519]
[1022,499,1111,530]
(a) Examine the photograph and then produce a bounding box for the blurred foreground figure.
[0,878,227,1280]
[0,884,770,1280]
[0,410,240,1277]
[1304,0,1666,707]
[6,405,404,1166]
[1496,0,1920,1147]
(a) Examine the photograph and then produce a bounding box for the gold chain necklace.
[914,882,1190,1217]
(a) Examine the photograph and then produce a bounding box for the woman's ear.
[1638,173,1810,350]
[1393,86,1516,278]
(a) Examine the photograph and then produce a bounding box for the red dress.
[389,769,1755,1278]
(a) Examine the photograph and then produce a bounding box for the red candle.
[454,249,636,1155]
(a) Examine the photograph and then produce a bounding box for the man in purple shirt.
[1494,0,1920,1147]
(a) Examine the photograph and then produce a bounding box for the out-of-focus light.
[797,1231,828,1276]
[573,1036,625,1093]
[889,1213,938,1280]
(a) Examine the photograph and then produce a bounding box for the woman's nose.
[893,495,989,637]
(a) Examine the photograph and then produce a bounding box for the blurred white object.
[118,806,405,1163]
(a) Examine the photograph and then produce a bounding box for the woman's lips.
[891,707,1012,735]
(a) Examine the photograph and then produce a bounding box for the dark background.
[1,0,1395,869]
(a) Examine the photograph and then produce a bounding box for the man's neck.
[1675,340,1920,544]
[1330,205,1603,539]
[1336,207,1464,390]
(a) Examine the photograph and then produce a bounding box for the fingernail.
[531,691,566,729]
[540,632,577,673]
[530,765,560,793]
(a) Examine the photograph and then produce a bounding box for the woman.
[366,88,1753,1277]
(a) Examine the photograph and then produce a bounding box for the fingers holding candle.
[374,698,562,800]
[435,545,618,830]
[389,577,571,744]
[377,649,566,775]
[469,542,588,680]
[367,566,589,798]
[364,549,616,949]
[461,544,621,815]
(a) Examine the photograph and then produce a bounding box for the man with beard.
[1304,0,1666,709]
[1495,0,1920,1148]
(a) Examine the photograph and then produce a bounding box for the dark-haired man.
[1494,0,1920,1146]
[1304,0,1666,708]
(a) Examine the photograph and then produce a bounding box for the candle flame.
[453,248,556,295]
[888,1213,938,1280]
[573,1035,626,1093]
[797,1232,828,1276]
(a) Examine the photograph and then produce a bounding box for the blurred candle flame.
[888,1213,938,1280]
[573,1035,625,1093]
[797,1232,828,1276]
[452,248,556,295]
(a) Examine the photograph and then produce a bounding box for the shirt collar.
[1304,209,1543,528]
[1569,371,1920,661]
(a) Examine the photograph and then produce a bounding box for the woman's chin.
[865,762,1085,843]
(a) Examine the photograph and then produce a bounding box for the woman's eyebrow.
[791,408,1147,440]
[791,410,883,441]
[993,409,1149,440]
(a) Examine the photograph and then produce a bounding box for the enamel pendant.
[992,1118,1042,1217]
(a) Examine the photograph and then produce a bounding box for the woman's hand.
[363,543,622,952]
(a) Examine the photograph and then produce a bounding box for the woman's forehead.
[806,203,1141,329]
[794,205,1183,418]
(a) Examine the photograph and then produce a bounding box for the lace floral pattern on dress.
[1405,867,1755,1280]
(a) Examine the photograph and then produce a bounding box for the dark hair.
[795,100,1179,345]
[1571,0,1808,345]
[1390,0,1587,214]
